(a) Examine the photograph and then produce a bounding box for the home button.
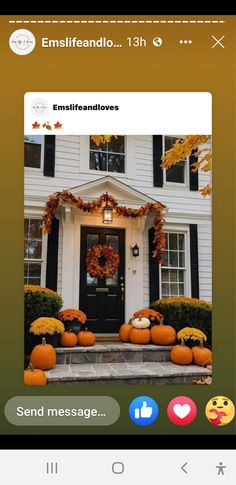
[112,462,125,474]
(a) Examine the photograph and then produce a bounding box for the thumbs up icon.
[129,396,159,426]
[135,401,153,419]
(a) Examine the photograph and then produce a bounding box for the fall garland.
[43,191,166,261]
[86,244,120,279]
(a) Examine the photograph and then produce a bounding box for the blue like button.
[129,396,159,426]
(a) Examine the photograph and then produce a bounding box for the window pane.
[170,269,178,282]
[162,269,169,282]
[162,283,169,296]
[178,233,185,250]
[178,270,184,282]
[166,161,185,183]
[105,235,118,251]
[106,271,118,286]
[24,219,29,239]
[169,233,178,250]
[169,251,178,267]
[162,251,168,266]
[87,274,98,286]
[170,283,178,296]
[90,151,107,171]
[179,252,185,267]
[179,284,184,295]
[108,154,125,173]
[24,135,42,168]
[87,233,99,250]
[90,138,107,151]
[108,136,125,153]
[29,263,41,277]
[29,219,42,239]
[26,240,42,259]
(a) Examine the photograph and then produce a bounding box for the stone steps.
[46,362,212,385]
[56,342,172,365]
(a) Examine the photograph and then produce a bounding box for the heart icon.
[173,404,191,419]
[167,396,197,426]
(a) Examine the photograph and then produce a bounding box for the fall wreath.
[86,244,120,279]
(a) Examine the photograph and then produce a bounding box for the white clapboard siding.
[198,224,212,302]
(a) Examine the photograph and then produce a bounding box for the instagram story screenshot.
[0,11,235,485]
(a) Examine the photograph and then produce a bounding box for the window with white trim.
[89,136,125,173]
[24,218,43,285]
[160,232,187,298]
[163,136,188,186]
[24,135,44,169]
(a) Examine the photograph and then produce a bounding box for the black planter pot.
[64,319,81,334]
[31,333,61,348]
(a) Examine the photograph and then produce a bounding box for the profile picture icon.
[9,29,36,56]
[205,396,235,426]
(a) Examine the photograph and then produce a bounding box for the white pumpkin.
[132,317,150,329]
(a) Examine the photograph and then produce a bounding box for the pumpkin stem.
[159,316,164,326]
[28,363,35,372]
[199,340,204,349]
[42,337,46,346]
[180,338,185,346]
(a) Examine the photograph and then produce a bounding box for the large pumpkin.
[132,317,150,329]
[24,363,47,386]
[129,328,151,345]
[119,323,132,342]
[78,328,96,347]
[30,337,56,370]
[170,339,193,365]
[60,330,77,347]
[192,343,212,366]
[151,321,176,345]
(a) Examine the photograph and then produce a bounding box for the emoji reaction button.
[205,396,235,426]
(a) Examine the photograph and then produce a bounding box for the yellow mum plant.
[30,317,65,335]
[177,327,207,342]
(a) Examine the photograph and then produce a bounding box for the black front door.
[80,226,125,333]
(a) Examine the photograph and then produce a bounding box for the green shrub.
[24,285,63,353]
[151,297,212,345]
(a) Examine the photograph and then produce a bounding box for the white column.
[61,207,75,308]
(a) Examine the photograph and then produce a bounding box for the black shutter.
[44,135,56,177]
[190,224,199,298]
[46,218,59,291]
[149,227,160,304]
[153,135,163,187]
[189,149,199,191]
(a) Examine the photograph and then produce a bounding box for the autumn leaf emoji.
[43,122,52,130]
[54,121,62,129]
[32,121,40,129]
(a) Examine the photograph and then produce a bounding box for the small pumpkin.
[192,342,212,367]
[24,363,47,386]
[30,337,56,370]
[129,328,151,345]
[170,339,193,365]
[78,328,96,347]
[60,330,77,347]
[119,322,132,342]
[132,317,150,329]
[150,318,176,345]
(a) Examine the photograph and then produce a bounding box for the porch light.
[102,192,113,224]
[131,243,140,257]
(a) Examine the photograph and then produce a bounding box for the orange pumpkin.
[129,328,151,345]
[170,339,193,365]
[24,363,47,386]
[119,323,132,342]
[192,343,212,366]
[151,321,176,345]
[60,330,77,347]
[30,337,56,370]
[78,328,96,347]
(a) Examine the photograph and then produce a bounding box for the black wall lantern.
[131,243,140,257]
[102,192,113,224]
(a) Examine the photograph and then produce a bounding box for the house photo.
[24,134,212,385]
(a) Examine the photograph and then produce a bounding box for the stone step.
[56,342,172,365]
[46,362,212,385]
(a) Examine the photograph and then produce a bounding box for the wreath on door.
[86,244,120,279]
